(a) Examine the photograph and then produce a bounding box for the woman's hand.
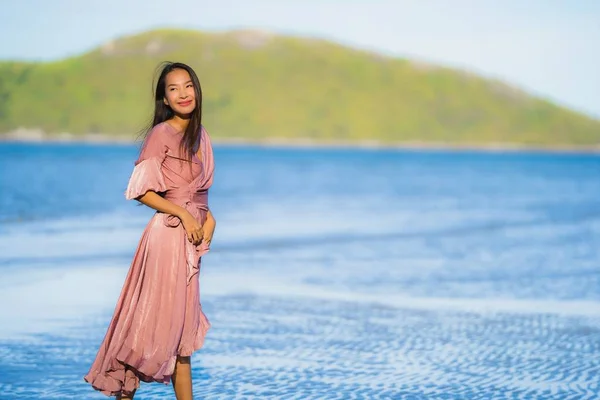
[202,212,216,246]
[180,211,204,245]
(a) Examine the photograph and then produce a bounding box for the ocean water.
[0,141,599,399]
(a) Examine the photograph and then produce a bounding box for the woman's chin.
[173,109,195,119]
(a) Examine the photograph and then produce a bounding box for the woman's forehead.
[166,69,191,84]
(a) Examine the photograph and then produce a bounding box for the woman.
[84,62,216,400]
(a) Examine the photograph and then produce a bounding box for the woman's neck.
[168,115,190,132]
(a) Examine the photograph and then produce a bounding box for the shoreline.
[1,130,600,155]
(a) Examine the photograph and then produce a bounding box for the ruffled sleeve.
[125,127,169,200]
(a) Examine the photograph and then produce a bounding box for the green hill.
[1,28,599,147]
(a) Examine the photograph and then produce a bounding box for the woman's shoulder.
[149,121,177,136]
[146,122,179,145]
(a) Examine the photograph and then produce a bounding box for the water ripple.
[1,295,598,399]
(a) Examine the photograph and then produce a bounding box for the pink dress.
[84,122,214,397]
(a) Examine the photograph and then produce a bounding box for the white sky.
[2,0,599,117]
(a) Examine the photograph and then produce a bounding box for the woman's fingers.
[185,220,204,245]
[189,227,202,245]
[190,228,198,244]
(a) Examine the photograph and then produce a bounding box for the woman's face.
[163,68,196,117]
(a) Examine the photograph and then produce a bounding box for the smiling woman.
[83,62,216,400]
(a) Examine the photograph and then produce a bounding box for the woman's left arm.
[202,210,216,246]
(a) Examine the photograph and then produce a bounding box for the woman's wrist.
[174,206,189,219]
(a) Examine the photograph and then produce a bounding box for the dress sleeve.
[125,127,169,200]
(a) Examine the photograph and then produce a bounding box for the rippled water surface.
[0,142,599,399]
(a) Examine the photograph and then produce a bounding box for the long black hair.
[141,61,203,160]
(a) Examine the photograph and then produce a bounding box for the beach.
[0,141,599,399]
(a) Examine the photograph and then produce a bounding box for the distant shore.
[2,129,600,155]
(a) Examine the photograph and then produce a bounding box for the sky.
[2,0,599,118]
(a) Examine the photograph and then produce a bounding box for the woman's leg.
[115,365,137,399]
[117,390,135,400]
[172,355,193,400]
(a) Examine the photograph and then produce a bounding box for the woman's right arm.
[137,191,185,218]
[137,191,203,245]
[128,127,203,244]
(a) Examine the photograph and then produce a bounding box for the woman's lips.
[178,100,193,107]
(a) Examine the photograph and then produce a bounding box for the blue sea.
[0,142,599,399]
